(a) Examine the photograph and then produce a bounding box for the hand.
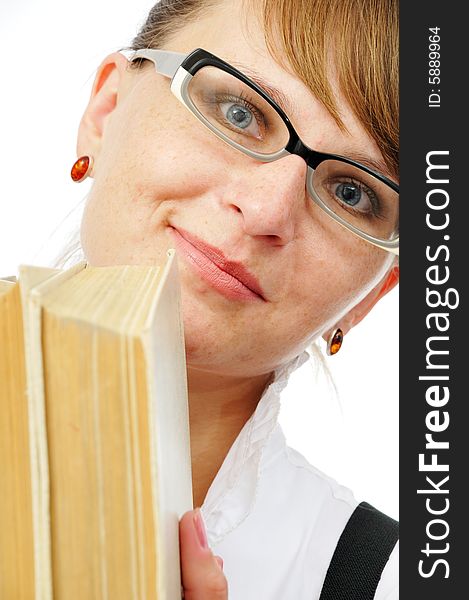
[179,508,228,599]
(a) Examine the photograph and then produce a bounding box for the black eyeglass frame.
[128,47,399,255]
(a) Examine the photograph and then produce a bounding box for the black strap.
[319,501,399,600]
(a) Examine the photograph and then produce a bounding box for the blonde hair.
[260,0,398,178]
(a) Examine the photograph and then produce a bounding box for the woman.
[70,0,399,597]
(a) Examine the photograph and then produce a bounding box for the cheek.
[279,243,391,340]
[80,99,220,263]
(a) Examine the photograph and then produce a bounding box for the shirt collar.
[201,350,310,544]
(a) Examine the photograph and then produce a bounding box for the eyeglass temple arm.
[129,49,188,79]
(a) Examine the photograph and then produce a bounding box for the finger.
[179,508,228,600]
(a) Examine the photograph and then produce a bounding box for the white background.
[0,1,398,519]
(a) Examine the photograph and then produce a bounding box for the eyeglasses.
[129,48,399,255]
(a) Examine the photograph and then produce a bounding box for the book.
[0,250,193,599]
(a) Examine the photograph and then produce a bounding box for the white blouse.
[200,351,398,599]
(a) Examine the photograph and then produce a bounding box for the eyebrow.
[340,150,397,182]
[230,61,298,119]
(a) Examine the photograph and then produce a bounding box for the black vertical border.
[400,1,467,596]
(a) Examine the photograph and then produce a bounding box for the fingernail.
[215,556,224,570]
[193,507,208,550]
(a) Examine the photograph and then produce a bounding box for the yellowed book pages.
[19,262,86,600]
[21,250,192,600]
[1,266,62,599]
[0,280,35,599]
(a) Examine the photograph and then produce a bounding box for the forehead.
[161,0,387,172]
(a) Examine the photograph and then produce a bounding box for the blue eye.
[313,161,394,235]
[199,91,265,140]
[224,104,253,129]
[335,183,362,207]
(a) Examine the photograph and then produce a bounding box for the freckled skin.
[79,0,396,381]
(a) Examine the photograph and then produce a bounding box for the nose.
[228,154,307,245]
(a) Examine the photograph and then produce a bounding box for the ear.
[76,52,131,163]
[322,265,399,341]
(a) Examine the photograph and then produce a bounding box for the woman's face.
[79,0,396,378]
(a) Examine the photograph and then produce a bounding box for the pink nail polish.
[193,508,208,550]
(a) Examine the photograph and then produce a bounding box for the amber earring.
[326,328,343,356]
[70,155,93,183]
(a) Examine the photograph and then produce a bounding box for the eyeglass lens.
[187,65,398,242]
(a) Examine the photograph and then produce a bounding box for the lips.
[169,225,267,301]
